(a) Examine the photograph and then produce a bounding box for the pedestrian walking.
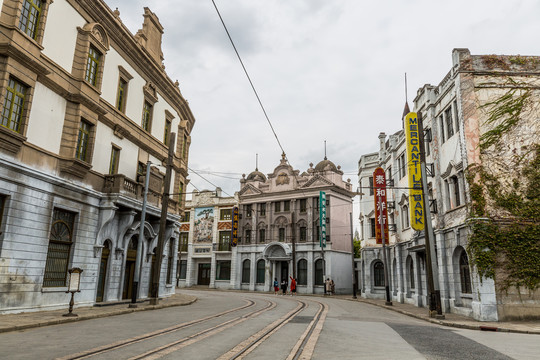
[325,278,331,296]
[330,279,335,295]
[273,278,279,295]
[289,276,297,296]
[281,278,288,295]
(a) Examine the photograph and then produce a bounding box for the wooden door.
[96,242,110,302]
[122,238,138,299]
[198,263,211,285]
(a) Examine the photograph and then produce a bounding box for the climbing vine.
[467,78,540,292]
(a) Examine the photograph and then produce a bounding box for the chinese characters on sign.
[231,206,239,247]
[319,191,326,248]
[373,167,389,245]
[405,112,425,231]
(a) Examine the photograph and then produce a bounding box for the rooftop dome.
[314,157,338,173]
[246,169,267,182]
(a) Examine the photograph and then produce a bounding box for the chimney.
[135,8,164,67]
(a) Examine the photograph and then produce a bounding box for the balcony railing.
[103,174,179,214]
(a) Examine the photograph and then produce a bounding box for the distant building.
[178,189,238,289]
[0,1,194,313]
[358,48,540,321]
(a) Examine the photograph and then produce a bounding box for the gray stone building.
[358,48,540,321]
[0,1,194,313]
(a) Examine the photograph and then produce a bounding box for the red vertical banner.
[231,206,238,247]
[373,167,389,245]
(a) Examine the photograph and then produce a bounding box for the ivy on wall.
[467,79,540,292]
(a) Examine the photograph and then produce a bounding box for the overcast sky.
[106,0,540,218]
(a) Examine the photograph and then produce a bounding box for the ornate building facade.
[236,154,355,294]
[178,189,239,289]
[0,0,194,313]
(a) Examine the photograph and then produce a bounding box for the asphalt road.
[0,290,538,360]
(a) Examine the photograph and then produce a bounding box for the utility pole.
[379,195,392,305]
[150,133,176,305]
[291,211,296,280]
[349,212,357,299]
[130,160,152,308]
[417,113,444,318]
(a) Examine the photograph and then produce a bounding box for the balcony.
[103,174,179,213]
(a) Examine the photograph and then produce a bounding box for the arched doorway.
[96,240,111,302]
[122,237,138,299]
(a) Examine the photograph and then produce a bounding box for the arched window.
[242,259,251,283]
[402,205,409,228]
[314,259,324,285]
[256,259,265,284]
[408,258,415,289]
[374,261,385,287]
[460,251,472,294]
[297,259,308,285]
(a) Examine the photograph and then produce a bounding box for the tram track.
[56,299,258,360]
[218,298,329,360]
[127,299,277,360]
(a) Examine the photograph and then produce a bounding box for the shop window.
[256,259,265,284]
[373,261,385,287]
[216,260,231,280]
[242,259,251,283]
[298,259,307,285]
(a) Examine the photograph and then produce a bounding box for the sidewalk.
[0,292,197,334]
[334,294,540,335]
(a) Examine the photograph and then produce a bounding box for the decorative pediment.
[441,161,463,179]
[239,183,263,196]
[143,81,158,104]
[398,192,409,206]
[301,175,334,189]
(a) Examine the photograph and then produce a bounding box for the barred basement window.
[43,209,76,287]
[1,78,27,133]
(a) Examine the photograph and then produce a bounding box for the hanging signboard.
[373,167,389,245]
[319,191,327,248]
[231,206,239,247]
[404,112,425,231]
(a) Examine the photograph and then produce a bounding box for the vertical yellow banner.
[404,112,425,231]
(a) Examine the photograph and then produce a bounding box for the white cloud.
[106,0,540,225]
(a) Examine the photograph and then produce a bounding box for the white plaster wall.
[41,0,85,72]
[93,123,139,179]
[25,82,66,154]
[100,47,144,121]
[152,93,181,142]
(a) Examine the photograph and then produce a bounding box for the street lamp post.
[130,160,152,308]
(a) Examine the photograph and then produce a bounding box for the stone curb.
[0,297,197,334]
[346,297,540,335]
